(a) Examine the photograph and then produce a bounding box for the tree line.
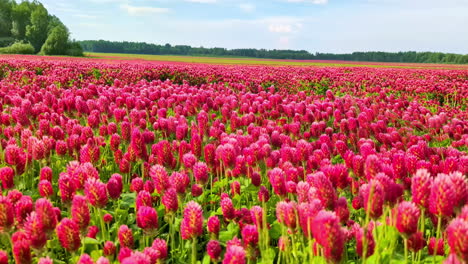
[79,40,468,64]
[0,0,83,56]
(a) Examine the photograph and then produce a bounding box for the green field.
[85,52,468,69]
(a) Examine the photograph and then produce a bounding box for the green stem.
[192,237,197,264]
[98,208,107,241]
[433,215,442,264]
[404,238,408,264]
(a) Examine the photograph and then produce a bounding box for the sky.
[40,0,468,54]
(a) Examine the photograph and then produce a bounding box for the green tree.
[0,0,14,38]
[47,14,65,34]
[11,1,33,40]
[40,24,69,55]
[26,3,49,52]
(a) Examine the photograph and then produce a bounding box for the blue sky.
[41,0,468,53]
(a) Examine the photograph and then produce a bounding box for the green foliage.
[0,41,35,54]
[0,0,81,56]
[10,1,34,40]
[0,0,14,37]
[25,3,49,52]
[40,24,69,55]
[78,40,468,64]
[66,41,84,56]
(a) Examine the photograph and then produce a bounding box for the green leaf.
[269,221,282,240]
[202,254,211,264]
[83,237,100,245]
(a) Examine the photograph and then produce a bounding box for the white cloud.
[120,4,170,16]
[285,0,328,4]
[267,19,304,34]
[185,0,218,3]
[239,3,255,13]
[268,24,292,33]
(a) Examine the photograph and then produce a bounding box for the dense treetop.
[79,40,468,64]
[0,0,83,56]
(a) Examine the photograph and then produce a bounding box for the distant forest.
[79,40,468,64]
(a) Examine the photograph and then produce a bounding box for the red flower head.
[56,218,81,252]
[39,166,53,182]
[117,247,132,263]
[170,171,190,194]
[12,236,31,264]
[24,212,47,249]
[359,180,385,219]
[136,206,159,233]
[35,198,57,232]
[443,254,464,264]
[411,169,433,209]
[182,153,197,169]
[58,173,76,204]
[84,178,108,208]
[150,165,169,195]
[118,225,134,249]
[446,218,468,261]
[55,140,68,156]
[38,256,53,264]
[241,225,259,247]
[459,205,468,221]
[321,164,349,190]
[77,254,94,264]
[0,250,7,264]
[180,201,204,240]
[121,252,151,264]
[429,173,456,217]
[396,201,420,237]
[107,174,123,199]
[207,215,220,236]
[0,196,14,231]
[15,195,33,228]
[354,223,375,258]
[334,197,350,224]
[103,241,116,256]
[110,134,121,152]
[278,236,290,252]
[364,154,381,180]
[151,238,168,259]
[207,240,222,261]
[223,245,246,264]
[191,184,203,197]
[87,225,99,239]
[428,237,445,256]
[38,180,53,198]
[71,195,90,231]
[231,181,241,197]
[193,162,209,184]
[162,188,178,213]
[130,177,144,193]
[307,172,337,209]
[204,144,216,166]
[297,199,323,238]
[0,167,15,189]
[312,210,345,263]
[448,171,467,209]
[276,201,298,230]
[407,232,426,252]
[221,197,236,221]
[258,186,270,203]
[268,168,286,197]
[250,206,264,229]
[136,190,152,210]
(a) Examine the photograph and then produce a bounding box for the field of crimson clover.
[0,58,467,264]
